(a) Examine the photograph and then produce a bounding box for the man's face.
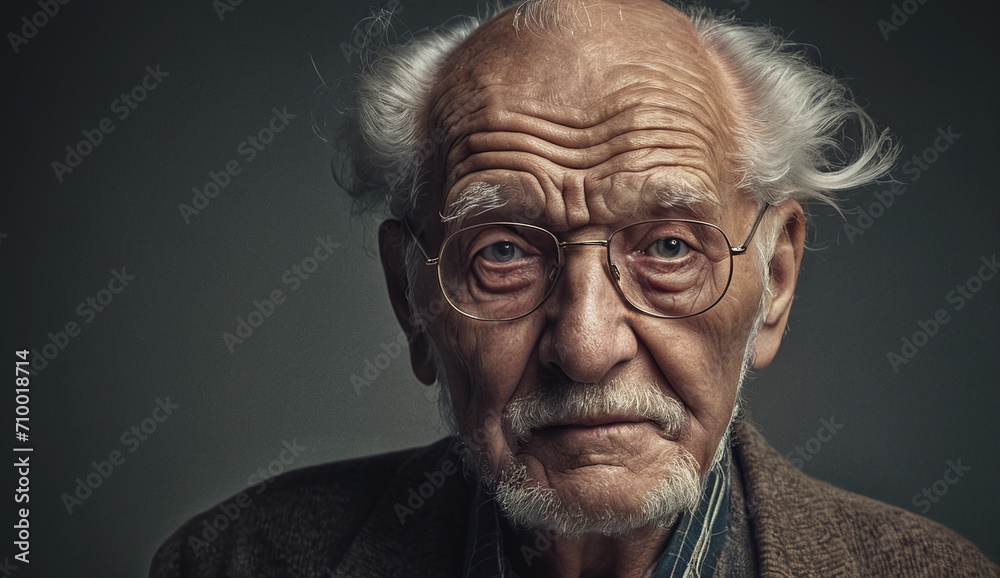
[403,0,768,533]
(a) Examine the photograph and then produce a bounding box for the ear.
[378,219,438,385]
[752,200,806,368]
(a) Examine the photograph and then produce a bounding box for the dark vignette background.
[1,0,997,575]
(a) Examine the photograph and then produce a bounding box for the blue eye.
[480,241,525,262]
[646,238,690,259]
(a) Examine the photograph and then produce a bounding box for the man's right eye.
[478,241,525,263]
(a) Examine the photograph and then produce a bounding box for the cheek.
[429,311,545,461]
[636,282,760,465]
[640,319,740,421]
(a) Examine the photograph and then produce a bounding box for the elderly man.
[152,0,997,576]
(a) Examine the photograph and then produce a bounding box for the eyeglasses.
[406,205,769,321]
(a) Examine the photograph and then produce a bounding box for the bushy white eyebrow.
[651,177,722,214]
[440,182,512,223]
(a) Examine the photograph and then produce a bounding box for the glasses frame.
[405,204,770,322]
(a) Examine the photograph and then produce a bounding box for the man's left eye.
[479,241,525,262]
[645,237,690,259]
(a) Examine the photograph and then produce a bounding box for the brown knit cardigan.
[150,421,998,577]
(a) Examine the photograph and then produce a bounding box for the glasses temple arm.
[402,219,439,265]
[730,204,770,255]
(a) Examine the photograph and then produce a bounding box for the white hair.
[331,0,897,221]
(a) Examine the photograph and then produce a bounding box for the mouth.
[519,415,679,445]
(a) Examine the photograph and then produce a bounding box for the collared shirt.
[462,458,732,578]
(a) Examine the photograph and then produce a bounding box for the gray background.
[1,0,997,575]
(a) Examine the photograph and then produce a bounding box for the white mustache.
[503,379,687,444]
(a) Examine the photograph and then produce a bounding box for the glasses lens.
[438,223,559,320]
[609,220,732,318]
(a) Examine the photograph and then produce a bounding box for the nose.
[537,245,638,383]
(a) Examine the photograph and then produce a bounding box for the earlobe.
[378,219,438,385]
[752,201,806,369]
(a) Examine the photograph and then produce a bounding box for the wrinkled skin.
[379,0,805,575]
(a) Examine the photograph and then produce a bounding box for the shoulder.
[732,421,998,577]
[149,437,465,577]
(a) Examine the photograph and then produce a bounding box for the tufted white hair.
[332,0,897,222]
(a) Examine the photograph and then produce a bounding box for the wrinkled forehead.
[423,0,743,226]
